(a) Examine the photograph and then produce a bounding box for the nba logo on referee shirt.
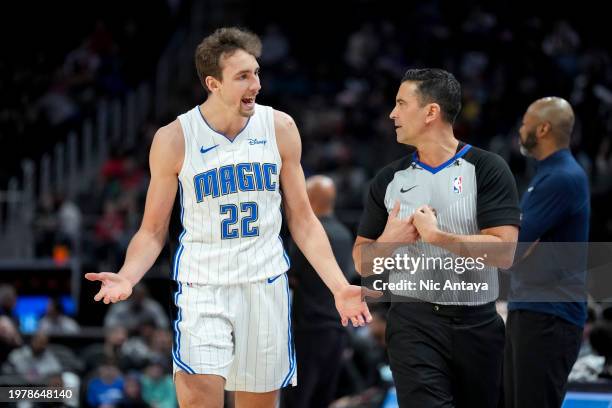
[453,176,463,193]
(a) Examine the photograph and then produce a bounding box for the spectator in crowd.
[4,330,62,382]
[38,296,80,334]
[121,317,161,370]
[147,328,173,365]
[30,372,76,408]
[86,358,124,408]
[0,284,22,363]
[0,315,22,364]
[117,373,151,408]
[33,194,59,257]
[82,325,131,373]
[56,193,83,253]
[259,24,290,67]
[0,284,18,326]
[570,302,612,382]
[140,358,176,408]
[103,284,169,331]
[94,199,127,269]
[589,320,612,379]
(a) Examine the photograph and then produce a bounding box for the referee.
[505,97,589,408]
[353,68,520,407]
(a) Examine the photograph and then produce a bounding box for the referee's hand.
[413,205,439,243]
[378,200,420,244]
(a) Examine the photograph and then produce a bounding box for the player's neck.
[415,128,459,167]
[200,100,249,139]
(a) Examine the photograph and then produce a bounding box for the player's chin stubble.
[239,107,255,117]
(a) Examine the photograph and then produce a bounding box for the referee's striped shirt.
[357,142,520,305]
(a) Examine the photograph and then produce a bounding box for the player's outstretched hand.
[85,272,133,304]
[334,284,382,327]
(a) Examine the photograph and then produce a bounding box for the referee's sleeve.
[476,152,521,230]
[357,172,390,239]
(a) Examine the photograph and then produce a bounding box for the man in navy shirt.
[505,97,590,408]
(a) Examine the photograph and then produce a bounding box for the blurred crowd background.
[1,0,611,406]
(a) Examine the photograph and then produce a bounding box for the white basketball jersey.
[173,104,289,285]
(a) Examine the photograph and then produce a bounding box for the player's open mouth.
[241,97,255,109]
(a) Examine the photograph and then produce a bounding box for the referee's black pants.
[386,301,505,408]
[504,310,582,408]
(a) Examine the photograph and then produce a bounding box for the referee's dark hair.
[402,68,462,125]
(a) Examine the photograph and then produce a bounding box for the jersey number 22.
[220,202,259,239]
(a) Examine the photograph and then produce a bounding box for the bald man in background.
[283,175,356,408]
[505,97,590,408]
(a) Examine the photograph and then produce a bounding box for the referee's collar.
[412,142,472,174]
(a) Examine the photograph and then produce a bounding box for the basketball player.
[85,27,375,408]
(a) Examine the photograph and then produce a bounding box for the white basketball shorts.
[172,272,297,392]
